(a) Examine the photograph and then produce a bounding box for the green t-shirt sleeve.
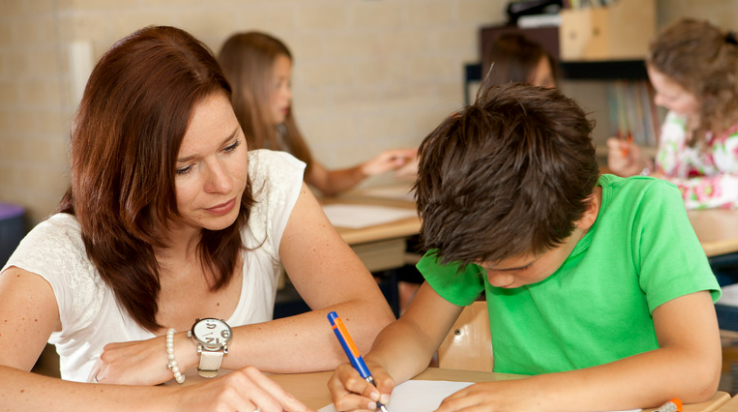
[416,250,485,306]
[634,180,721,312]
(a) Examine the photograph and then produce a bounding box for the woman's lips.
[205,198,236,215]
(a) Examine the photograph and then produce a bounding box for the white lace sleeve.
[1,214,106,333]
[244,150,306,263]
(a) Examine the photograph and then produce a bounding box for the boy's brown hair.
[414,83,599,266]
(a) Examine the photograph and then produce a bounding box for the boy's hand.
[435,380,540,412]
[327,362,395,412]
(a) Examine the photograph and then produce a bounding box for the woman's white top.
[1,150,305,382]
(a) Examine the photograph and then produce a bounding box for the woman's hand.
[327,362,394,412]
[88,331,194,385]
[606,137,648,177]
[361,148,418,177]
[170,366,313,412]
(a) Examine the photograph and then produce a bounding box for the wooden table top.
[688,209,738,258]
[268,367,731,412]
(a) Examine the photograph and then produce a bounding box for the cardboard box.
[559,0,655,61]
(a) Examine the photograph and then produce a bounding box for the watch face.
[192,318,232,349]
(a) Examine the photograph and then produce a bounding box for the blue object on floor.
[0,203,26,267]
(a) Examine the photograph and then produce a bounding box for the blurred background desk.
[274,184,421,319]
[689,209,738,258]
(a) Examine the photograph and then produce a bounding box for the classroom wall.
[1,0,737,227]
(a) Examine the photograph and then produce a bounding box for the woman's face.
[529,55,555,88]
[647,66,700,116]
[173,92,249,233]
[269,54,293,125]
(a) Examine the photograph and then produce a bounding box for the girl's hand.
[88,332,194,385]
[606,138,647,177]
[327,362,394,412]
[393,155,419,181]
[171,366,313,412]
[361,149,418,177]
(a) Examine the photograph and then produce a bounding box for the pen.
[654,398,682,412]
[620,132,633,157]
[327,311,390,412]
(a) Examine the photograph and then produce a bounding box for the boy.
[328,83,722,412]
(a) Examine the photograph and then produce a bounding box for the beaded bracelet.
[166,328,185,384]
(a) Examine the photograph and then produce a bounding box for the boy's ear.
[575,188,602,230]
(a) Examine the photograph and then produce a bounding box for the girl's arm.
[305,149,417,196]
[0,268,310,412]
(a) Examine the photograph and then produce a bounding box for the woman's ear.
[575,187,602,230]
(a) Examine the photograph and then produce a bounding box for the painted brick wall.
[0,0,736,225]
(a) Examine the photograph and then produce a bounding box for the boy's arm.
[328,282,464,411]
[435,290,721,412]
[368,282,465,382]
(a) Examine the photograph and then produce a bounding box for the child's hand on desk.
[328,361,394,412]
[361,148,418,177]
[434,380,539,412]
[606,137,648,177]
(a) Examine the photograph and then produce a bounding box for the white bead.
[165,328,185,384]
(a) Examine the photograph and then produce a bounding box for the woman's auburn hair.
[58,26,255,331]
[648,18,738,145]
[218,31,314,174]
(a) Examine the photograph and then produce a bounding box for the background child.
[483,32,558,88]
[328,83,721,412]
[218,31,417,197]
[608,18,738,209]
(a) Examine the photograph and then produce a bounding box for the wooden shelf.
[559,60,648,80]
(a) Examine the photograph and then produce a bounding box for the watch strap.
[197,350,224,378]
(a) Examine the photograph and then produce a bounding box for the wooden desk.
[688,209,738,258]
[717,395,738,412]
[321,185,421,273]
[322,186,420,246]
[268,367,730,412]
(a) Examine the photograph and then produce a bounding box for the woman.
[0,25,394,412]
[218,31,417,196]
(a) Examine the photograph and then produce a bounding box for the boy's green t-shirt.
[417,174,721,375]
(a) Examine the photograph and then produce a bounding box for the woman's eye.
[176,165,192,176]
[224,139,241,153]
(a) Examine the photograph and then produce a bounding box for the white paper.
[317,379,642,412]
[318,380,473,412]
[321,204,417,229]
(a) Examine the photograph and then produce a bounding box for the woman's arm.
[206,182,395,373]
[305,149,417,196]
[0,267,310,412]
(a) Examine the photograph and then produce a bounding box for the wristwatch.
[188,317,232,378]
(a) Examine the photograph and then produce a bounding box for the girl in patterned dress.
[608,18,738,210]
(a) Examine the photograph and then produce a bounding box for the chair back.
[437,301,493,371]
